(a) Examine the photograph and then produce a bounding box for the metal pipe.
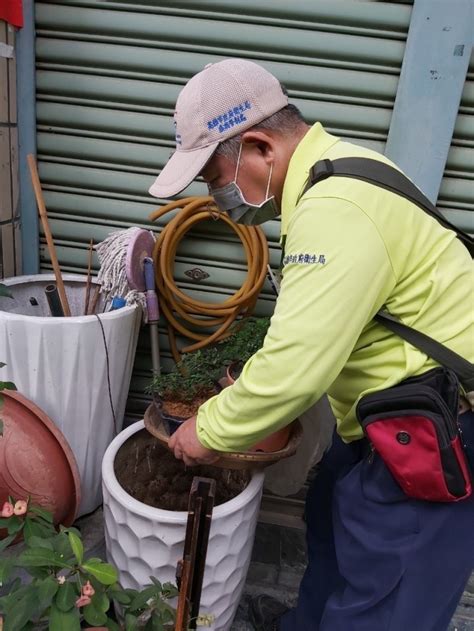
[17,0,39,274]
[45,284,65,317]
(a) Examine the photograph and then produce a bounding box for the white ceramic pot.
[102,421,264,631]
[0,274,141,516]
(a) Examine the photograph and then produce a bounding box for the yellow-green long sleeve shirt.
[197,123,474,452]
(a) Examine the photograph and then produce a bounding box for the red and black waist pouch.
[356,367,472,502]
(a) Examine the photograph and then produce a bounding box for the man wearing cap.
[150,59,474,630]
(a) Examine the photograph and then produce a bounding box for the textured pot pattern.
[0,274,141,516]
[102,421,264,631]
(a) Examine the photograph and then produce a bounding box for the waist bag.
[303,158,474,502]
[356,367,471,502]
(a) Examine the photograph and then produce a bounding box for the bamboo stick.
[88,284,101,315]
[27,154,71,317]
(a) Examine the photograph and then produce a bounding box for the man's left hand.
[168,415,221,467]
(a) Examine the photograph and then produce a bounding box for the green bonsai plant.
[0,498,178,631]
[147,317,270,418]
[146,345,224,418]
[217,316,270,377]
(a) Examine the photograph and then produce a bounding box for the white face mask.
[209,145,280,225]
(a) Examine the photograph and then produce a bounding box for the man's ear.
[241,130,276,165]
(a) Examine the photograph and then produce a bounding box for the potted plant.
[102,421,265,631]
[218,316,271,383]
[0,498,178,630]
[146,317,289,452]
[146,346,224,434]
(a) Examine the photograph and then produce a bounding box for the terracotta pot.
[0,390,81,534]
[224,364,292,453]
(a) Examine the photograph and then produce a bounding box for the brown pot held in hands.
[225,362,292,453]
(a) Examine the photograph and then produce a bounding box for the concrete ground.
[74,508,474,631]
[232,522,474,630]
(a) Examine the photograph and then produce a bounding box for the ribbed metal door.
[34,0,473,430]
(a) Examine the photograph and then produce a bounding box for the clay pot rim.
[1,390,82,526]
[102,420,264,521]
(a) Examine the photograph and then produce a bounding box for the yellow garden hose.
[149,196,269,364]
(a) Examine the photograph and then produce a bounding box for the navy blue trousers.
[280,411,474,631]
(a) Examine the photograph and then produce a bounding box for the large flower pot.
[102,421,265,631]
[0,274,141,516]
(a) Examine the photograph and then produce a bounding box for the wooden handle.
[27,154,71,317]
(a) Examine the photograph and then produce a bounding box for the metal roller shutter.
[34,0,407,409]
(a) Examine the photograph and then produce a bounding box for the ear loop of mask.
[234,142,244,182]
[235,141,274,201]
[265,163,274,199]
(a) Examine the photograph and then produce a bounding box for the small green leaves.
[0,534,17,553]
[0,499,178,630]
[83,596,108,626]
[81,559,118,585]
[48,603,81,631]
[17,548,73,570]
[28,505,54,523]
[36,576,59,612]
[66,530,83,565]
[2,588,37,631]
[23,515,56,542]
[55,581,77,612]
[0,382,16,391]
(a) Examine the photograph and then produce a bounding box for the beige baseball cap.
[149,58,288,199]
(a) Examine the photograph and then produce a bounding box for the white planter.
[0,274,141,516]
[102,421,264,631]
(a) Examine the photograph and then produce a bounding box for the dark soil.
[114,429,250,511]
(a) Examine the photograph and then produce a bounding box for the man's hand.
[168,415,221,467]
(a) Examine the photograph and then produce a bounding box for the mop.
[95,227,161,374]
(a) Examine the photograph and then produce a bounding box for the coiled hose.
[149,196,269,364]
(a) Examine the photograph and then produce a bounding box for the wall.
[0,20,21,279]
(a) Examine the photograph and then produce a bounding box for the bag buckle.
[309,159,334,186]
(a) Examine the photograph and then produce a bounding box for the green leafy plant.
[217,317,270,367]
[147,346,223,405]
[0,499,177,630]
[147,317,271,404]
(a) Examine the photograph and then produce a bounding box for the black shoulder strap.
[375,312,474,392]
[304,157,474,257]
[303,157,474,390]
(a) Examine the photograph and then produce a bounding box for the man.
[149,59,474,630]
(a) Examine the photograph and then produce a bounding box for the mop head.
[95,227,155,320]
